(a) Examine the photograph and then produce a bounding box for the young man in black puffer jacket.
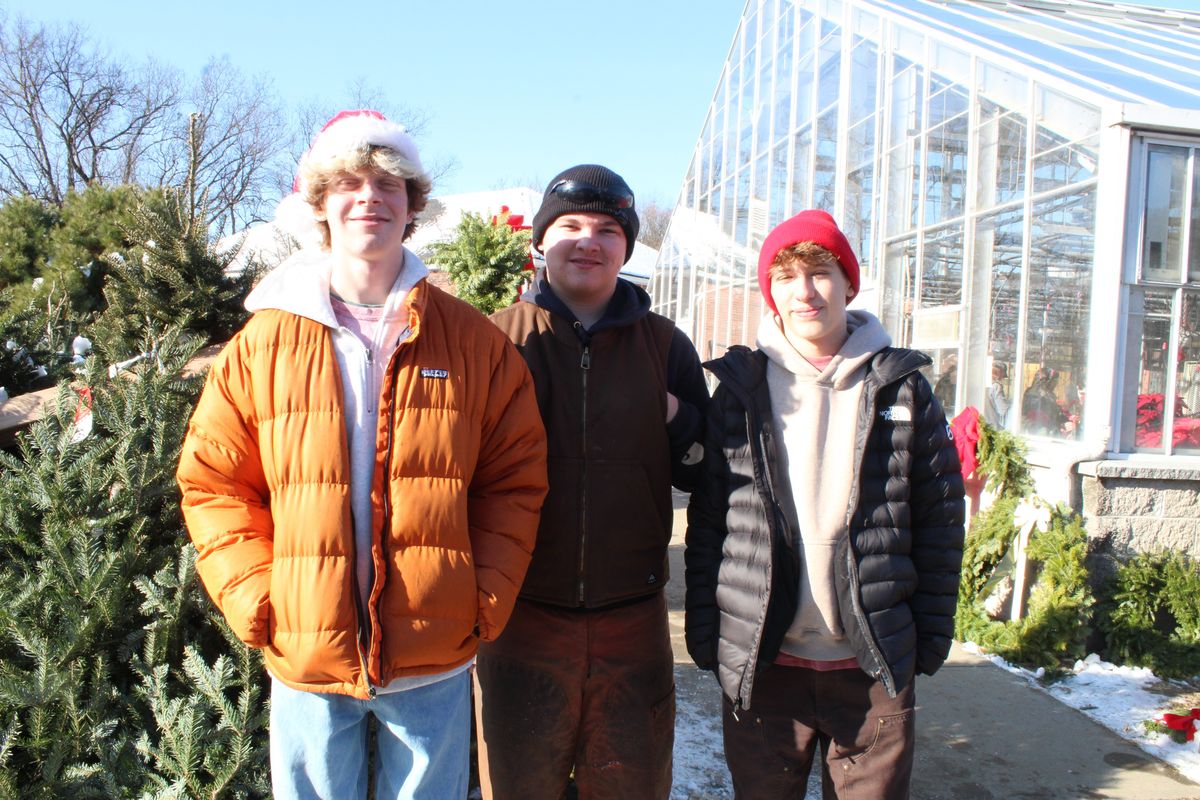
[684,210,964,799]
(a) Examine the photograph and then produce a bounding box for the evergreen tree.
[45,185,146,318]
[0,286,75,393]
[92,187,259,361]
[0,330,270,797]
[429,210,531,315]
[0,196,57,289]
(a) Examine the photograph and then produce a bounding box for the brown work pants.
[722,664,915,800]
[474,594,674,800]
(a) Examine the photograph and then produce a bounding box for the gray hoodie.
[756,309,892,661]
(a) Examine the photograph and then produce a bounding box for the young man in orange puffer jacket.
[177,110,547,799]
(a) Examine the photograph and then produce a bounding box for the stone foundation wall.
[1076,460,1200,580]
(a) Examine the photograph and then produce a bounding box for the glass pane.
[1032,135,1099,194]
[848,115,876,172]
[1143,144,1188,282]
[928,74,969,129]
[814,110,838,211]
[775,25,795,138]
[771,141,789,229]
[921,225,964,309]
[795,50,816,129]
[1035,86,1100,147]
[792,126,812,213]
[735,168,751,245]
[890,59,924,146]
[1191,154,1200,283]
[976,99,1026,208]
[977,209,1024,430]
[851,7,879,37]
[1130,289,1173,452]
[1021,190,1095,439]
[931,43,970,84]
[817,30,842,114]
[846,163,874,271]
[753,153,769,206]
[1175,291,1200,454]
[926,348,960,419]
[886,143,916,236]
[882,238,918,346]
[848,39,878,126]
[925,115,969,224]
[978,62,1026,121]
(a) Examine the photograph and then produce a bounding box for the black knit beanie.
[531,164,640,264]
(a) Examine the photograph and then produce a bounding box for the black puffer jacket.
[684,345,964,711]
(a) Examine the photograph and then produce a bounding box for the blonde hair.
[300,145,432,248]
[767,241,840,280]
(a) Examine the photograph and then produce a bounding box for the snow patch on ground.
[961,642,1200,783]
[670,669,733,799]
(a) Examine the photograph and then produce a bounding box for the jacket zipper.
[361,344,377,696]
[739,407,782,710]
[577,324,591,606]
[374,336,405,693]
[333,327,378,699]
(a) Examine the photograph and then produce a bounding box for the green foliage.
[92,187,259,361]
[956,501,1094,670]
[1098,552,1200,679]
[429,210,531,315]
[957,495,1020,608]
[975,418,1033,499]
[0,285,76,393]
[1142,717,1192,745]
[0,196,57,289]
[0,330,269,796]
[44,185,147,317]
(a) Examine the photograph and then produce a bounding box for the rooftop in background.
[408,188,543,260]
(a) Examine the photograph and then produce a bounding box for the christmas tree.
[0,176,271,794]
[429,209,531,314]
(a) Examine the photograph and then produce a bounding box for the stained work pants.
[474,593,674,800]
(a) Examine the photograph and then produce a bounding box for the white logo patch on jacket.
[421,368,449,379]
[881,405,912,422]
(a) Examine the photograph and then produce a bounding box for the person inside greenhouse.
[985,362,1011,428]
[1022,366,1071,436]
[476,164,709,799]
[684,209,965,799]
[176,109,548,799]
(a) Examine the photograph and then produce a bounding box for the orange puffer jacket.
[177,279,547,699]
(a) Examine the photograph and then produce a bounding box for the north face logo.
[421,368,449,379]
[881,406,912,422]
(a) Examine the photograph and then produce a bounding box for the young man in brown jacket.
[477,164,709,799]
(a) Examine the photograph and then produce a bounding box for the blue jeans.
[269,672,470,800]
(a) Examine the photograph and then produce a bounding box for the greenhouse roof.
[864,0,1200,108]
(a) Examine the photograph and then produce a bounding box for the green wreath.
[954,419,1093,671]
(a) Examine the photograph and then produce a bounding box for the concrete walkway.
[665,504,1200,799]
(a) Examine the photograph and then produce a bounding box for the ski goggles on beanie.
[547,179,635,210]
[532,164,641,263]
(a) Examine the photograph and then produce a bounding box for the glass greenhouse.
[651,0,1200,471]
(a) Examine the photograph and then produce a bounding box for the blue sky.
[2,0,1196,206]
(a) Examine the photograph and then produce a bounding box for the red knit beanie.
[757,210,860,314]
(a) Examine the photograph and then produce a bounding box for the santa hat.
[757,210,860,314]
[294,109,426,194]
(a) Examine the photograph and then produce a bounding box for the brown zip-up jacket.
[491,280,704,608]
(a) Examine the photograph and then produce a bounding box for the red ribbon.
[1162,708,1200,741]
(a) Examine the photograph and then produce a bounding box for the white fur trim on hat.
[299,110,425,186]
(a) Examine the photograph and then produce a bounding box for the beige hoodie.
[756,309,892,662]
